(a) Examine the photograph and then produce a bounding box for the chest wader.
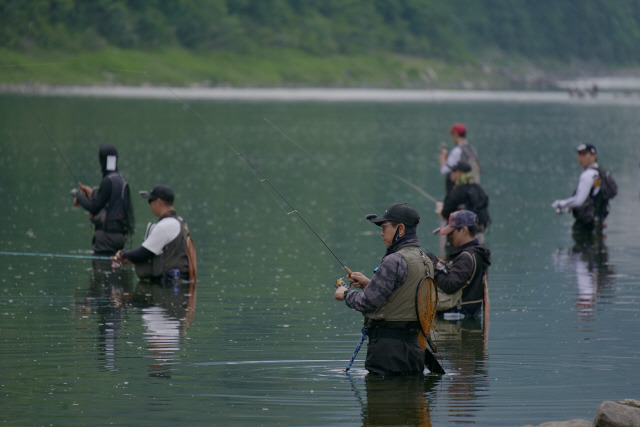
[363,247,430,375]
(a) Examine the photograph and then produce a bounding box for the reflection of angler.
[362,374,439,426]
[133,280,198,378]
[72,258,134,372]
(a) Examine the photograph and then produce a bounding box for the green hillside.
[2,0,639,88]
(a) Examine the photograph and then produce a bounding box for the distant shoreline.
[3,83,640,104]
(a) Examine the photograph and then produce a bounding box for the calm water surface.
[1,90,639,426]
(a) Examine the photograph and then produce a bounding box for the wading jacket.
[435,240,491,317]
[78,172,130,234]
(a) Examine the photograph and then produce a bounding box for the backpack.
[466,184,491,226]
[121,178,135,235]
[593,166,617,201]
[591,166,617,219]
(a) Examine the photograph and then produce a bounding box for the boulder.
[594,400,640,427]
[523,420,592,427]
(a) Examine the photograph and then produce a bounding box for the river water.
[1,89,639,426]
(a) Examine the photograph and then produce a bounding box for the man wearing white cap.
[552,143,615,237]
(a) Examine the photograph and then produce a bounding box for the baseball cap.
[439,210,477,235]
[448,123,467,135]
[366,203,420,227]
[576,143,597,154]
[140,184,174,204]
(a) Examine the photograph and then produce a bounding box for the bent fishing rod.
[166,88,352,277]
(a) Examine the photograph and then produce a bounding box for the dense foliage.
[2,0,640,64]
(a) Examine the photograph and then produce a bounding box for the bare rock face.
[594,400,640,427]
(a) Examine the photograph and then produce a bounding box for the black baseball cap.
[140,184,174,204]
[576,143,597,154]
[366,203,420,227]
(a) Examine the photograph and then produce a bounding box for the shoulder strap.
[461,251,477,285]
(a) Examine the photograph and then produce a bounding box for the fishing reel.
[335,277,350,288]
[70,188,79,197]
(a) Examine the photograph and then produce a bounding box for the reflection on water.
[361,374,440,426]
[434,319,489,424]
[3,94,640,425]
[73,259,197,378]
[132,280,197,378]
[342,319,488,426]
[553,233,615,323]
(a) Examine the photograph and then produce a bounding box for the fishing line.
[0,251,110,260]
[263,117,381,214]
[18,90,81,183]
[166,88,352,275]
[386,172,439,205]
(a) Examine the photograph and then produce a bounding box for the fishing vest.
[135,215,190,279]
[91,172,130,234]
[459,143,481,184]
[365,246,433,322]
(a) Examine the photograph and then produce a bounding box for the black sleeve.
[434,252,474,294]
[77,176,112,215]
[122,246,154,263]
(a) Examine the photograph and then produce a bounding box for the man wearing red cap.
[439,123,480,195]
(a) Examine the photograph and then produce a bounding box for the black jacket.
[435,240,491,317]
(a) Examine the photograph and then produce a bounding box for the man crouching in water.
[112,184,193,282]
[334,203,434,375]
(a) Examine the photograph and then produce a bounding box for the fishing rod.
[386,172,440,205]
[166,88,352,276]
[22,93,81,184]
[264,117,438,212]
[263,117,380,213]
[0,250,110,260]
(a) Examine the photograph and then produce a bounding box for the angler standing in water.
[439,123,481,195]
[73,144,133,255]
[112,184,196,283]
[334,203,435,375]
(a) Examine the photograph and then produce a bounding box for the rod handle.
[344,266,352,277]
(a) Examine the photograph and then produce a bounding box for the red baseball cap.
[448,123,467,135]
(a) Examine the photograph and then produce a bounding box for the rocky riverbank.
[524,399,640,427]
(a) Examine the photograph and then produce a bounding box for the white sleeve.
[141,217,181,255]
[560,169,598,208]
[440,146,462,174]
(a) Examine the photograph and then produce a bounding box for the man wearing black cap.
[439,161,490,244]
[73,144,133,255]
[334,203,435,375]
[113,184,193,282]
[552,143,613,236]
